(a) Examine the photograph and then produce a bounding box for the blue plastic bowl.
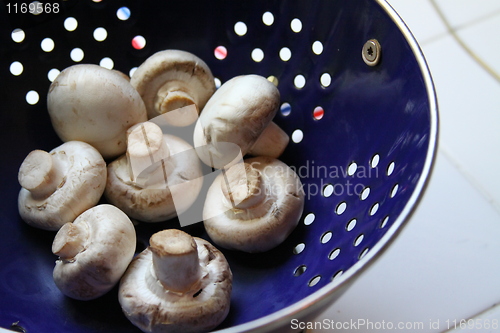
[0,0,437,332]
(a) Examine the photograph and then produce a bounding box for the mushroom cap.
[130,50,216,122]
[203,156,305,253]
[18,141,107,231]
[193,75,280,168]
[47,64,148,159]
[52,204,136,300]
[105,134,203,222]
[119,235,232,333]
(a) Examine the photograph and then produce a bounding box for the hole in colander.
[359,247,369,260]
[280,102,291,116]
[320,73,331,88]
[262,11,274,26]
[129,67,138,78]
[354,234,364,247]
[320,231,332,244]
[26,90,39,105]
[30,1,43,15]
[291,129,303,143]
[132,35,146,50]
[293,265,307,277]
[93,27,107,42]
[290,18,302,33]
[41,38,55,52]
[11,29,25,43]
[70,48,84,62]
[371,153,380,168]
[48,68,60,82]
[293,243,305,255]
[336,201,347,215]
[380,215,389,228]
[347,162,357,176]
[308,275,321,287]
[64,17,78,31]
[10,61,23,76]
[214,46,227,60]
[369,202,379,216]
[234,21,247,36]
[267,75,278,86]
[116,7,131,21]
[313,106,324,120]
[360,186,370,201]
[99,57,114,69]
[294,75,306,89]
[304,213,315,226]
[322,184,333,198]
[329,248,340,260]
[251,48,264,62]
[312,41,323,55]
[279,47,292,62]
[346,218,357,231]
[390,183,399,198]
[387,161,395,176]
[214,77,222,89]
[332,270,343,281]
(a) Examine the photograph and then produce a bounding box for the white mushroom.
[248,120,290,157]
[47,64,148,159]
[130,49,216,126]
[119,229,232,333]
[105,121,203,222]
[193,75,289,169]
[203,156,304,253]
[52,204,136,300]
[18,141,107,231]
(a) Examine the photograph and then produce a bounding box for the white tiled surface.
[310,0,500,332]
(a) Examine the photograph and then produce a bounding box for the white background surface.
[310,0,500,332]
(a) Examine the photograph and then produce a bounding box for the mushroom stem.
[18,150,65,199]
[156,89,196,115]
[127,122,172,184]
[52,222,89,261]
[149,229,203,294]
[221,163,267,211]
[248,121,289,158]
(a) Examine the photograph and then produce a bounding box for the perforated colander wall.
[0,0,437,332]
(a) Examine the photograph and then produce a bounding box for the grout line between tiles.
[438,144,500,216]
[428,0,500,83]
[449,8,500,32]
[440,302,500,333]
[421,7,500,46]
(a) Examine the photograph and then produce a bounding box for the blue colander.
[0,0,438,332]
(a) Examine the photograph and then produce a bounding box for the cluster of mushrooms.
[17,49,305,333]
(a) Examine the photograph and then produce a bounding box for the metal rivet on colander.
[362,39,381,66]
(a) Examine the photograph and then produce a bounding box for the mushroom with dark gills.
[119,229,232,333]
[130,49,216,126]
[52,204,136,300]
[18,141,107,231]
[193,75,290,169]
[105,121,203,222]
[203,156,305,253]
[47,64,148,159]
